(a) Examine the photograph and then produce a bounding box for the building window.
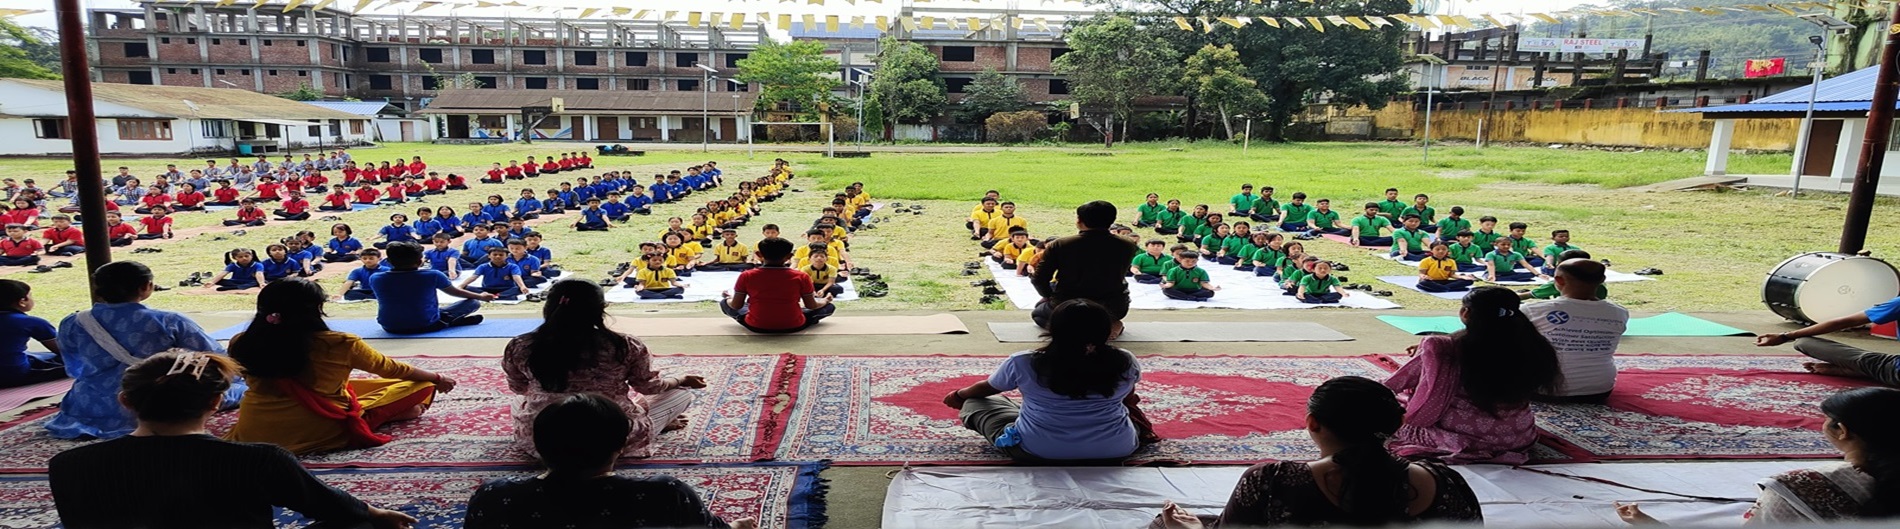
[201,120,230,139]
[127,71,155,85]
[1051,48,1071,61]
[237,39,248,46]
[369,75,393,90]
[1048,78,1070,95]
[627,78,650,90]
[942,46,975,62]
[574,51,597,66]
[471,49,496,64]
[350,120,365,134]
[327,119,341,135]
[677,79,699,91]
[263,39,273,46]
[731,81,750,92]
[576,78,599,90]
[296,40,306,47]
[297,70,307,77]
[186,37,196,44]
[211,38,221,45]
[944,77,972,93]
[237,69,250,76]
[160,37,171,44]
[166,68,177,74]
[725,53,747,68]
[117,119,173,141]
[626,52,648,66]
[215,68,226,75]
[32,118,70,140]
[524,77,549,89]
[366,47,391,63]
[307,124,321,136]
[474,76,497,88]
[419,48,442,63]
[190,68,200,74]
[124,42,150,58]
[267,69,279,76]
[676,52,697,67]
[523,50,547,65]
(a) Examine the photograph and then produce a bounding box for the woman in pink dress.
[501,280,707,458]
[1383,286,1563,465]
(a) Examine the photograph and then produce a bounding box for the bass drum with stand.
[1763,252,1900,324]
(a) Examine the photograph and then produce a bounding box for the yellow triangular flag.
[1306,16,1326,31]
[1012,17,1023,29]
[1197,17,1214,32]
[1344,16,1370,30]
[1770,4,1800,15]
[802,14,816,30]
[1365,16,1389,27]
[1414,15,1439,29]
[1388,14,1414,25]
[662,10,676,20]
[689,12,705,26]
[826,15,840,32]
[731,12,746,29]
[921,16,935,29]
[579,7,598,18]
[1219,16,1244,28]
[808,0,822,5]
[1325,15,1348,27]
[899,16,916,30]
[1529,13,1560,23]
[850,16,864,29]
[1173,17,1192,30]
[968,17,982,30]
[1258,17,1281,28]
[777,14,792,30]
[1480,14,1505,27]
[282,0,307,11]
[350,0,371,12]
[875,16,890,31]
[1284,17,1305,28]
[310,0,336,10]
[1433,15,1458,27]
[252,0,270,10]
[611,7,630,15]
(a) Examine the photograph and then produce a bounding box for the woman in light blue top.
[944,299,1143,463]
[45,261,245,439]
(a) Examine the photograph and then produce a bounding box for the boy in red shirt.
[282,175,304,196]
[381,180,408,204]
[522,158,540,177]
[578,152,592,168]
[446,172,468,190]
[208,180,241,206]
[342,164,362,187]
[352,184,381,204]
[138,205,175,239]
[485,163,506,183]
[223,199,267,227]
[251,175,284,202]
[172,183,206,211]
[274,192,312,221]
[320,188,353,211]
[104,211,137,246]
[0,224,41,267]
[720,237,835,334]
[407,156,427,176]
[403,178,425,198]
[423,173,448,195]
[134,185,172,215]
[503,161,524,181]
[40,214,84,256]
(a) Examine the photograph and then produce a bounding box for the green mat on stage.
[1376,312,1753,337]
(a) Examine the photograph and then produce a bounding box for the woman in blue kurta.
[45,261,246,439]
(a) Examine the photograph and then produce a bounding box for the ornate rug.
[0,461,827,529]
[1532,355,1866,461]
[0,355,789,473]
[770,354,1399,465]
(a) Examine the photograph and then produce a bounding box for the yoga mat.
[617,314,969,337]
[1375,276,1470,300]
[604,271,860,304]
[209,317,542,340]
[0,461,829,529]
[1376,313,1751,337]
[986,322,1351,343]
[984,260,1401,311]
[0,379,70,413]
[882,461,1809,529]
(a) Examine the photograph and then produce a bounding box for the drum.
[1763,252,1900,324]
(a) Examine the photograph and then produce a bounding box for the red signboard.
[1745,58,1787,78]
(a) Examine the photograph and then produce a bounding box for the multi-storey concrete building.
[87,1,763,114]
[793,7,1076,106]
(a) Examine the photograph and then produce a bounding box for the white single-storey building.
[417,89,758,143]
[1686,66,1900,195]
[0,79,375,156]
[305,100,435,143]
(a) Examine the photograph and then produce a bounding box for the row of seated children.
[1127,237,1354,304]
[331,227,561,302]
[614,176,843,301]
[475,153,598,182]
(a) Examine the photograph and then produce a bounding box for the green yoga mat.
[1376,312,1752,337]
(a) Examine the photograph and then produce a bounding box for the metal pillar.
[56,0,114,280]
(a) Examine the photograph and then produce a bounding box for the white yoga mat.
[883,461,1811,529]
[987,321,1353,342]
[602,270,860,304]
[984,261,1400,311]
[1376,276,1472,300]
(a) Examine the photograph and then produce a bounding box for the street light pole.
[696,63,717,152]
[1792,36,1826,197]
[851,69,872,152]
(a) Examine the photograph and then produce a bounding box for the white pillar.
[1705,119,1736,176]
[659,116,671,142]
[1832,118,1867,181]
[504,114,518,140]
[580,115,595,141]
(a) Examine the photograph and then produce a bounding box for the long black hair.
[526,279,626,392]
[1450,287,1563,412]
[1308,376,1411,525]
[1029,299,1132,399]
[228,279,330,379]
[1820,387,1900,518]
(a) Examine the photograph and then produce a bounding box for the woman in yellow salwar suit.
[225,279,458,454]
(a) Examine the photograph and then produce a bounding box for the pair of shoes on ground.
[28,262,74,273]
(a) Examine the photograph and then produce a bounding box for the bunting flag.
[920,16,935,29]
[1306,16,1326,31]
[776,13,791,30]
[1173,16,1193,30]
[1283,17,1305,28]
[731,13,746,29]
[686,11,701,26]
[1032,17,1049,31]
[578,7,597,18]
[1258,17,1281,28]
[310,0,337,10]
[876,15,890,31]
[850,15,864,29]
[1344,16,1370,30]
[1219,16,1245,28]
[968,17,982,30]
[0,8,45,17]
[282,0,307,11]
[826,14,840,32]
[350,0,370,13]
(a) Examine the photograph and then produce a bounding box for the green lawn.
[7,140,1890,319]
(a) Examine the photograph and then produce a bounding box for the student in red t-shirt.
[134,185,172,215]
[578,152,592,168]
[522,158,540,177]
[273,192,312,221]
[207,180,242,207]
[0,224,41,267]
[403,178,425,198]
[422,173,447,195]
[720,237,835,334]
[172,183,206,211]
[302,172,329,193]
[138,205,176,238]
[408,156,426,176]
[381,180,408,204]
[39,214,84,256]
[223,199,267,227]
[352,184,381,204]
[342,165,362,187]
[445,173,468,190]
[251,176,284,202]
[503,161,523,181]
[103,211,137,246]
[320,188,353,211]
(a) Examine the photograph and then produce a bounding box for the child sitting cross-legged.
[700,229,755,272]
[1482,236,1549,284]
[1160,250,1219,302]
[721,237,837,334]
[1296,260,1348,304]
[1130,239,1169,284]
[137,206,175,239]
[1390,214,1432,261]
[573,198,610,232]
[801,245,846,297]
[209,248,266,292]
[459,247,529,301]
[991,227,1038,276]
[223,199,267,227]
[40,215,84,257]
[0,224,41,267]
[336,248,389,301]
[1417,242,1476,293]
[615,252,685,300]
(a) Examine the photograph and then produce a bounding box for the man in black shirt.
[1032,200,1140,335]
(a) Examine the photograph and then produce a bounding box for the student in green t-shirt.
[1229,232,1265,271]
[1129,239,1170,284]
[1219,222,1254,265]
[1175,205,1210,244]
[1199,222,1231,256]
[1249,186,1281,223]
[1160,251,1218,301]
[1399,194,1437,232]
[1435,206,1472,237]
[1245,232,1282,275]
[1349,203,1394,248]
[1308,199,1348,236]
[1390,214,1433,260]
[1279,250,1313,295]
[1297,260,1347,304]
[1446,230,1489,273]
[1279,192,1315,233]
[1542,229,1580,274]
[1483,236,1549,283]
[1375,188,1406,220]
[1134,193,1166,228]
[1506,221,1543,268]
[1228,184,1256,217]
[1163,244,1189,275]
[1521,248,1608,300]
[1471,216,1503,249]
[1154,200,1189,236]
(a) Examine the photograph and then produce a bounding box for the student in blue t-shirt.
[571,178,597,204]
[209,249,266,292]
[0,279,65,388]
[513,189,542,221]
[258,243,309,283]
[942,299,1145,464]
[423,233,461,276]
[480,195,511,222]
[556,183,579,208]
[650,177,673,203]
[601,194,632,222]
[625,186,654,215]
[369,242,492,334]
[574,198,610,232]
[460,224,506,268]
[322,223,363,263]
[412,207,443,240]
[540,190,565,215]
[374,213,417,250]
[459,247,528,301]
[435,206,464,238]
[1758,295,1900,387]
[461,201,491,228]
[505,239,547,288]
[337,248,390,301]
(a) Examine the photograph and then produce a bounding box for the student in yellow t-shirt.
[702,229,755,272]
[968,197,1001,241]
[613,252,684,299]
[991,227,1038,274]
[801,244,847,296]
[1417,241,1475,293]
[793,228,846,270]
[662,232,702,276]
[981,202,1028,250]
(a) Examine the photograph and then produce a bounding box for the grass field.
[6,140,1892,318]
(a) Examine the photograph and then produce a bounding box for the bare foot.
[1109,320,1125,341]
[1803,362,1867,379]
[662,417,689,432]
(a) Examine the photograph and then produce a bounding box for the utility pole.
[56,0,113,277]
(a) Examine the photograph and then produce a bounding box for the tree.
[1143,0,1410,141]
[957,67,1025,125]
[867,36,946,138]
[421,60,483,90]
[0,19,59,80]
[1052,15,1181,147]
[985,110,1050,143]
[277,83,323,101]
[1182,44,1267,140]
[735,39,841,120]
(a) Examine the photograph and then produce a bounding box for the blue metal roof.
[1692,101,1895,114]
[1678,65,1884,115]
[304,101,397,116]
